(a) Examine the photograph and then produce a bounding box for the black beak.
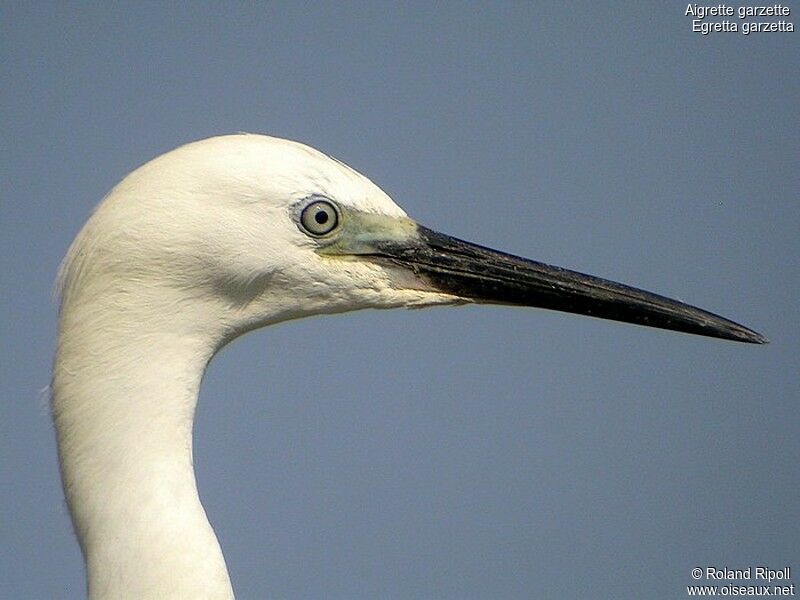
[369,225,767,344]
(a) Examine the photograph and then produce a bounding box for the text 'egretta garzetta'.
[52,134,765,598]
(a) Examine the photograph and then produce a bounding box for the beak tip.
[729,326,768,344]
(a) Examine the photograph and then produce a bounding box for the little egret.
[52,134,765,598]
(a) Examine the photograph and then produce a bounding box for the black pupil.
[314,208,329,225]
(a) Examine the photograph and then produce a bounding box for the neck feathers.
[52,290,234,598]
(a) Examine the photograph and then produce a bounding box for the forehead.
[182,134,408,218]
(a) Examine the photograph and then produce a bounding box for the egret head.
[58,134,765,346]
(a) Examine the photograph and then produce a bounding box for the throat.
[52,318,234,599]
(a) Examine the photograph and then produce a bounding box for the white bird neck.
[52,288,235,599]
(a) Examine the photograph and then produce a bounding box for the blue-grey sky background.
[2,3,798,599]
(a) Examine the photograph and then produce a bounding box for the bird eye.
[300,199,339,236]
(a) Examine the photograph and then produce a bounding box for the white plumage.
[53,135,461,599]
